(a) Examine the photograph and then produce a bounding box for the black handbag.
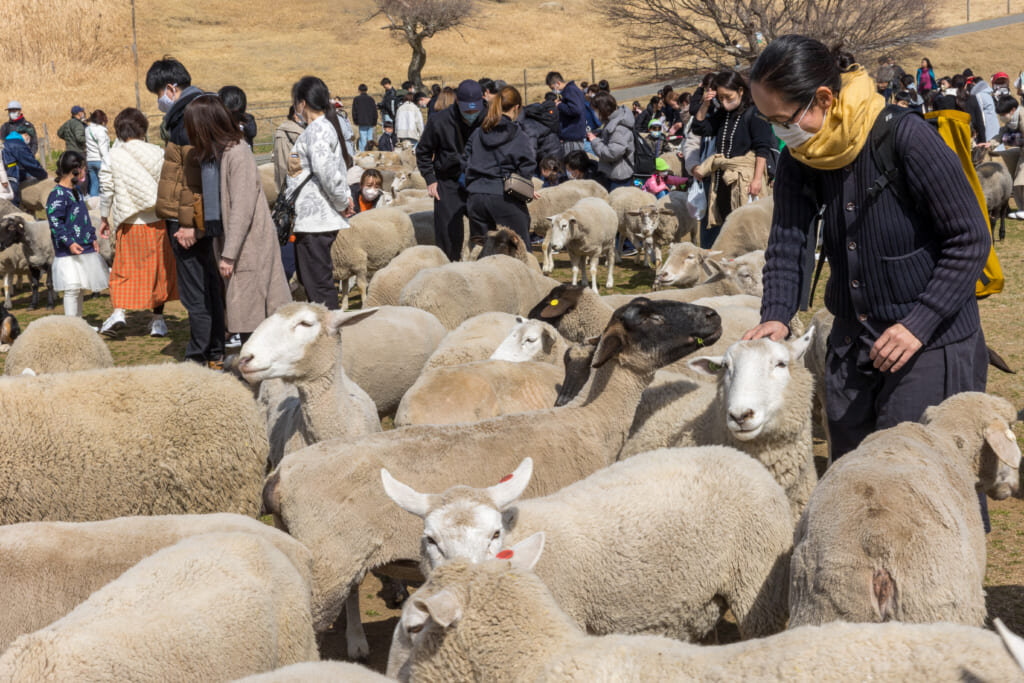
[272,173,314,246]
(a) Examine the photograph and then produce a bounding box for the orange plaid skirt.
[109,220,179,310]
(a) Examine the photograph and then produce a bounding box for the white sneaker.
[1010,211,1024,220]
[100,309,126,337]
[226,333,242,348]
[150,316,168,337]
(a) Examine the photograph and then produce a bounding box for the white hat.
[6,101,21,110]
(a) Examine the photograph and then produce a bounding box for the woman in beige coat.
[184,95,290,342]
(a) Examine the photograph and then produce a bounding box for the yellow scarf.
[788,66,886,171]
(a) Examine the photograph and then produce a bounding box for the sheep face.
[547,213,576,252]
[688,329,814,441]
[491,317,556,363]
[631,207,675,242]
[712,254,764,297]
[596,298,723,374]
[654,243,720,290]
[0,216,25,251]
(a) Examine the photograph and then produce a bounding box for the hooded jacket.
[556,80,588,142]
[415,103,481,185]
[155,86,206,230]
[518,101,562,166]
[464,116,537,195]
[57,117,87,154]
[590,106,636,181]
[2,132,46,183]
[970,80,1000,143]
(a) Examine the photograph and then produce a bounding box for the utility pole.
[131,0,141,109]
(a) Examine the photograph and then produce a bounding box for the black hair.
[749,34,855,106]
[921,58,933,70]
[700,72,717,90]
[89,110,108,126]
[292,76,353,168]
[381,77,391,86]
[144,56,191,94]
[431,83,441,96]
[564,150,590,172]
[997,95,1019,115]
[287,104,296,121]
[539,157,562,175]
[591,92,618,122]
[544,92,558,102]
[899,74,915,88]
[218,85,248,119]
[478,78,496,94]
[545,71,564,87]
[597,79,610,92]
[358,83,368,92]
[894,91,912,104]
[712,71,752,109]
[56,150,86,179]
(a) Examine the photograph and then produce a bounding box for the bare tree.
[593,0,935,76]
[368,0,476,89]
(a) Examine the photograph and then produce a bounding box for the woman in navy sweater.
[745,36,990,466]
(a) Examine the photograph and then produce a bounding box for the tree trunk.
[407,35,427,90]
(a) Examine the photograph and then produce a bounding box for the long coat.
[219,142,291,333]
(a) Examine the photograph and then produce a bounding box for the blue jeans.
[87,161,102,196]
[358,127,374,151]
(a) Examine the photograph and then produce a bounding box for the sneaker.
[226,333,242,349]
[1010,210,1024,220]
[150,316,168,337]
[621,247,639,257]
[530,233,544,246]
[100,309,126,337]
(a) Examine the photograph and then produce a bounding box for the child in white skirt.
[46,151,109,321]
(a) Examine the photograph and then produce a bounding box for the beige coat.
[220,142,291,333]
[696,151,763,226]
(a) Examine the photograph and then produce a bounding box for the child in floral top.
[46,151,109,322]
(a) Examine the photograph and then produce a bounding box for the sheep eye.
[425,536,438,546]
[776,361,788,368]
[296,320,314,328]
[491,530,501,540]
[407,624,424,634]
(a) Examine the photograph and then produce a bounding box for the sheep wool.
[365,245,449,308]
[425,311,521,370]
[232,661,390,682]
[330,207,417,310]
[4,315,113,375]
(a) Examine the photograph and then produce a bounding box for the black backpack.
[632,129,656,177]
[272,173,314,246]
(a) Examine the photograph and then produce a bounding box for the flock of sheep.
[0,146,1023,681]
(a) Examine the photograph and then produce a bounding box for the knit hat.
[648,119,662,129]
[655,158,669,172]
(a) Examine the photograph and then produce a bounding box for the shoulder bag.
[272,172,314,246]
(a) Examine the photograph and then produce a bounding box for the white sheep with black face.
[547,197,618,292]
[489,316,568,365]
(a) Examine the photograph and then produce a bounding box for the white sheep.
[790,391,1021,628]
[0,532,317,681]
[423,311,521,369]
[547,197,617,292]
[365,245,449,307]
[607,186,656,264]
[0,362,267,524]
[260,298,723,658]
[490,316,568,365]
[527,179,609,273]
[393,188,430,206]
[0,242,27,308]
[653,243,764,297]
[391,169,427,193]
[0,215,54,309]
[709,196,774,257]
[397,547,1024,682]
[232,661,390,682]
[330,207,417,310]
[627,195,698,269]
[3,315,113,375]
[383,445,793,676]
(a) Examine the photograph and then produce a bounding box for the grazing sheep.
[424,311,520,369]
[397,548,1024,683]
[0,532,317,682]
[977,161,1012,240]
[478,226,541,272]
[547,197,618,291]
[0,513,312,651]
[365,246,449,307]
[490,316,568,365]
[0,215,54,310]
[330,207,417,310]
[233,661,390,682]
[0,243,27,308]
[607,186,656,263]
[260,298,722,656]
[527,180,609,273]
[4,315,113,375]
[709,196,774,258]
[790,392,1021,628]
[384,445,793,676]
[0,363,267,524]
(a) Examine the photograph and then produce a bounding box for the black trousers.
[466,193,530,248]
[294,231,339,310]
[433,178,469,261]
[167,222,225,362]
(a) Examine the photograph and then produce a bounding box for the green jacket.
[57,117,87,154]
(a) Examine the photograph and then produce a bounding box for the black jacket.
[691,106,774,160]
[239,112,257,148]
[416,104,481,185]
[378,131,396,152]
[464,116,537,196]
[161,86,206,145]
[0,117,38,155]
[352,93,378,127]
[519,101,562,166]
[380,89,399,123]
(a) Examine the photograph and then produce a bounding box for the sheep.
[394,360,565,426]
[977,160,1012,240]
[627,199,697,269]
[655,243,764,296]
[4,315,113,375]
[490,315,569,365]
[622,332,818,519]
[478,226,541,272]
[804,308,833,449]
[260,298,722,657]
[423,311,521,369]
[789,391,1021,628]
[0,513,313,652]
[547,197,618,292]
[0,362,267,524]
[233,661,390,682]
[383,445,793,676]
[996,618,1024,671]
[330,207,417,310]
[0,242,27,308]
[365,245,449,307]
[238,303,381,443]
[527,179,609,273]
[397,546,1024,683]
[607,185,656,263]
[0,215,54,310]
[17,178,56,213]
[393,188,430,206]
[392,170,428,192]
[0,305,18,351]
[398,255,559,330]
[0,532,317,682]
[709,195,774,258]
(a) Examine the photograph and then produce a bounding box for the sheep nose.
[238,353,254,370]
[729,409,754,425]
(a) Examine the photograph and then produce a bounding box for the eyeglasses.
[755,94,815,129]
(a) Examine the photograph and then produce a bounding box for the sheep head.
[0,215,26,251]
[654,243,721,290]
[490,316,559,363]
[546,212,577,252]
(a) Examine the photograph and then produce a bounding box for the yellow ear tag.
[550,299,559,306]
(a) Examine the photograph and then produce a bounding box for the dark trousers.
[280,242,296,282]
[294,231,339,310]
[167,222,225,362]
[466,193,530,248]
[433,178,469,261]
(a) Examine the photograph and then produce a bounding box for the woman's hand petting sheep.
[69,243,84,255]
[870,323,922,373]
[219,258,234,279]
[743,320,789,342]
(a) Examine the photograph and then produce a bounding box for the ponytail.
[324,105,354,169]
[481,86,523,132]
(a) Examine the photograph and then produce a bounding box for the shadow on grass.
[987,584,1024,633]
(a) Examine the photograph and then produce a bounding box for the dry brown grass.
[898,23,1024,81]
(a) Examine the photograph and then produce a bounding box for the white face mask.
[157,85,177,113]
[772,99,816,150]
[8,111,19,121]
[362,187,380,201]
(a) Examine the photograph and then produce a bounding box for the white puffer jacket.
[85,123,111,163]
[99,139,165,227]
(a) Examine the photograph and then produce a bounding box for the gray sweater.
[590,107,635,181]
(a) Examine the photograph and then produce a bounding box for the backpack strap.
[866,105,922,202]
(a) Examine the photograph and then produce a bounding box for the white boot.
[63,289,82,317]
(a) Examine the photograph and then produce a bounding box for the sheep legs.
[604,245,615,290]
[343,588,369,660]
[541,233,555,274]
[570,253,585,288]
[3,272,11,309]
[28,265,54,310]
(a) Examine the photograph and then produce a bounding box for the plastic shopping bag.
[686,181,707,220]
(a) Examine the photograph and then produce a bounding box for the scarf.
[789,66,886,171]
[200,158,223,237]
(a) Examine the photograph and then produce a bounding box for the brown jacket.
[155,141,203,230]
[219,142,291,333]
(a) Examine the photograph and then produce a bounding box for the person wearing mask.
[464,86,538,247]
[350,168,393,214]
[992,72,1013,99]
[58,106,88,155]
[564,150,596,181]
[0,102,37,156]
[218,85,258,149]
[426,83,442,113]
[995,95,1024,219]
[272,105,305,282]
[691,70,773,246]
[898,74,924,113]
[98,108,177,338]
[637,96,661,133]
[2,131,46,207]
[288,76,355,310]
[380,78,399,128]
[352,84,379,151]
[378,120,397,152]
[84,110,111,198]
[967,73,1000,144]
[395,92,426,147]
[146,57,225,368]
[518,96,562,168]
[546,71,588,154]
[642,157,686,198]
[916,58,937,102]
[586,92,635,191]
[646,119,667,156]
[416,79,484,261]
[932,76,961,111]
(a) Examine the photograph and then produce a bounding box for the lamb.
[977,160,1012,240]
[0,242,27,308]
[4,315,113,375]
[607,185,656,263]
[330,207,417,310]
[527,179,609,273]
[423,311,520,369]
[490,315,569,365]
[259,298,722,657]
[0,532,317,682]
[233,662,390,682]
[0,513,313,651]
[622,332,818,519]
[547,197,618,291]
[709,195,774,257]
[0,362,267,524]
[383,445,793,675]
[397,546,1024,683]
[365,245,449,307]
[789,391,1021,628]
[0,215,54,309]
[478,226,541,272]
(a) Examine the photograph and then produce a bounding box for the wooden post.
[41,123,49,166]
[523,69,528,103]
[131,0,141,109]
[967,0,971,22]
[654,48,659,79]
[591,58,595,85]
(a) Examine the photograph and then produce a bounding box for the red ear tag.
[499,474,513,483]
[496,549,514,560]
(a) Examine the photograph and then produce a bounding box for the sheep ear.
[787,326,814,361]
[541,326,556,353]
[984,421,1021,469]
[326,307,378,334]
[515,315,525,324]
[417,589,462,629]
[534,287,583,320]
[503,532,545,571]
[20,367,36,377]
[687,356,726,376]
[486,458,533,509]
[380,469,433,518]
[994,618,1024,670]
[592,326,625,368]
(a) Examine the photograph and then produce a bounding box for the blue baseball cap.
[456,80,484,113]
[71,105,85,115]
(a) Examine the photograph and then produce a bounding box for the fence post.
[967,0,971,21]
[654,48,659,80]
[524,69,528,103]
[41,123,49,166]
[591,58,595,84]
